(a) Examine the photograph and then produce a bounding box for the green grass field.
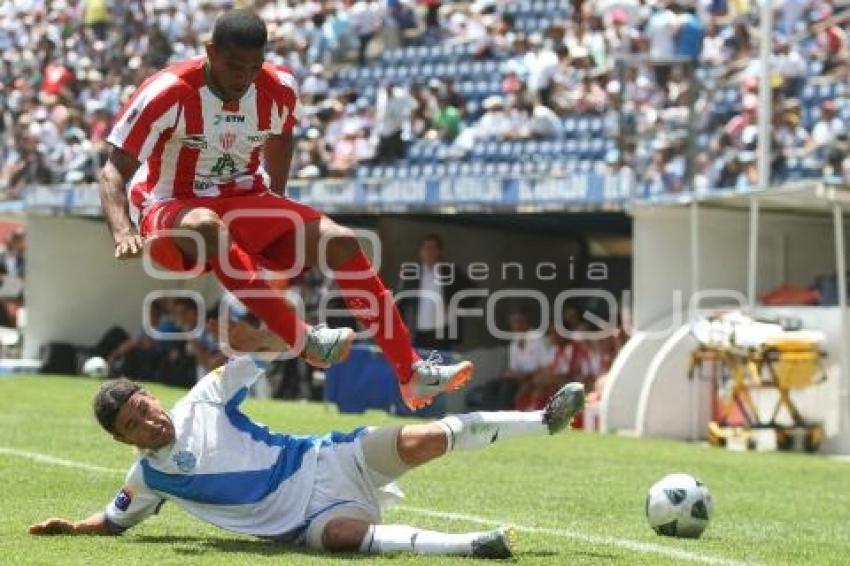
[2,375,850,565]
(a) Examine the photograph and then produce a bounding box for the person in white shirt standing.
[374,82,414,162]
[397,234,476,351]
[28,322,585,559]
[644,0,679,89]
[350,0,383,65]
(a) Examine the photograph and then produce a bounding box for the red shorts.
[139,192,323,273]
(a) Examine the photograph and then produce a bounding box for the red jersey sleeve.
[107,72,183,162]
[267,65,301,134]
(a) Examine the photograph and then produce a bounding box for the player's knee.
[321,222,360,267]
[179,208,224,252]
[321,518,370,553]
[397,423,447,466]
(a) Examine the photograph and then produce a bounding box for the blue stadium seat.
[802,83,817,102]
[470,142,487,160]
[588,116,604,135]
[589,138,606,158]
[563,117,577,137]
[576,116,589,135]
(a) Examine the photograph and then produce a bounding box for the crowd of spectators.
[1,0,849,200]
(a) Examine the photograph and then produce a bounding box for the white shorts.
[300,428,404,550]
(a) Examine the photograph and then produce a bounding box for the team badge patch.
[173,450,197,473]
[219,131,237,151]
[114,488,133,512]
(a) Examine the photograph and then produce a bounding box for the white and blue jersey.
[104,356,366,538]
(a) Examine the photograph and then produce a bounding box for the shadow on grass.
[129,535,368,560]
[130,535,562,561]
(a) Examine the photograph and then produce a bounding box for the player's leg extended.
[317,516,516,559]
[282,216,473,409]
[174,208,352,365]
[355,382,585,488]
[174,207,307,348]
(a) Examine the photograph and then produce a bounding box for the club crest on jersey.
[114,488,133,511]
[180,135,208,150]
[172,451,197,473]
[219,131,237,151]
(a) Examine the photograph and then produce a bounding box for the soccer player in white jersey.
[99,9,471,410]
[28,323,585,558]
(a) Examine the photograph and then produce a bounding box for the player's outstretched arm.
[28,512,116,536]
[228,320,288,363]
[98,146,143,260]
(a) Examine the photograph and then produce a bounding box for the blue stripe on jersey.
[140,387,365,505]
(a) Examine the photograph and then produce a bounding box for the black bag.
[40,342,80,375]
[92,326,130,359]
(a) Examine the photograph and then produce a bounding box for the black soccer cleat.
[471,526,516,559]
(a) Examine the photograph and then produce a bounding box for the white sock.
[360,524,482,555]
[436,410,548,451]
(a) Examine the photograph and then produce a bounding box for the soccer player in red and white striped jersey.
[98,10,473,410]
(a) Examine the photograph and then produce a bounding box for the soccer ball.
[645,473,713,538]
[82,356,109,379]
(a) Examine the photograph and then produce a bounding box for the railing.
[17,174,840,216]
[18,172,638,215]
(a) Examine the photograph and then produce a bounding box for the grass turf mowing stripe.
[1,445,749,565]
[397,505,753,566]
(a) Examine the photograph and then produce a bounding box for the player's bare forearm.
[99,146,144,259]
[28,513,116,536]
[264,132,295,196]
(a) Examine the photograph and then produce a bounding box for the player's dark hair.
[93,378,141,434]
[174,297,199,313]
[212,10,268,50]
[420,233,444,250]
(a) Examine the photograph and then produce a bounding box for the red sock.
[209,243,308,350]
[334,249,419,383]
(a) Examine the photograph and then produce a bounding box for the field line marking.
[0,446,751,565]
[394,506,753,566]
[0,447,124,475]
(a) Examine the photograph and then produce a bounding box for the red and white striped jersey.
[107,57,300,223]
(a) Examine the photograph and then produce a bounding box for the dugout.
[601,183,850,454]
[22,189,632,416]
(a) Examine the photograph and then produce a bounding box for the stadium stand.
[1,0,849,200]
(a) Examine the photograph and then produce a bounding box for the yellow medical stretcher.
[689,334,827,452]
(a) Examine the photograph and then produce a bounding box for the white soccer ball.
[82,356,109,379]
[645,473,713,538]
